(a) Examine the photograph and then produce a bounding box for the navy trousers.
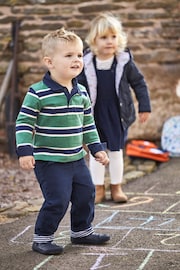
[34,158,95,237]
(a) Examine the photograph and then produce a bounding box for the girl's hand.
[139,112,150,123]
[94,151,109,165]
[19,156,35,170]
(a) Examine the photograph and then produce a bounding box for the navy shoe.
[71,233,110,245]
[32,242,63,255]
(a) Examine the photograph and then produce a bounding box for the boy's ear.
[43,56,53,68]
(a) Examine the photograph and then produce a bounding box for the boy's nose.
[74,57,82,63]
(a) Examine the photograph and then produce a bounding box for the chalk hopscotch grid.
[9,193,180,270]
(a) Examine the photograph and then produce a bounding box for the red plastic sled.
[126,140,169,162]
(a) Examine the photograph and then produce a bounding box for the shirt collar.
[43,71,80,94]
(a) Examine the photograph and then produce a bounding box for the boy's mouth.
[71,65,80,69]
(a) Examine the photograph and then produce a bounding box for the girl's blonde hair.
[42,27,82,57]
[86,13,127,54]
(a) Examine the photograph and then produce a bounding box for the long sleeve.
[16,87,40,157]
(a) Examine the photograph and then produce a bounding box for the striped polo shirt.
[16,71,103,162]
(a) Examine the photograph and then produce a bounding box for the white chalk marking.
[97,225,180,232]
[163,201,180,213]
[156,233,180,246]
[90,254,110,270]
[10,225,33,243]
[95,210,119,228]
[97,207,180,215]
[144,184,159,194]
[158,218,175,226]
[130,215,155,226]
[110,196,154,208]
[82,252,127,256]
[113,228,134,248]
[33,256,54,270]
[125,192,179,197]
[137,250,154,270]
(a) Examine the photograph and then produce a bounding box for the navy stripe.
[21,107,38,117]
[29,87,55,97]
[35,126,83,134]
[84,108,91,114]
[83,124,96,132]
[41,107,83,114]
[34,146,82,154]
[16,125,33,132]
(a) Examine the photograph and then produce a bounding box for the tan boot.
[95,185,105,204]
[110,184,128,203]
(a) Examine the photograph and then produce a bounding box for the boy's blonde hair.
[42,27,83,57]
[86,13,127,54]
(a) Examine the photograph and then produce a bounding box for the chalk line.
[96,225,180,232]
[10,225,33,243]
[33,256,54,270]
[162,201,180,213]
[95,210,119,228]
[90,254,110,270]
[112,228,134,248]
[156,232,180,246]
[82,252,127,256]
[137,250,154,270]
[144,184,159,194]
[125,192,180,197]
[110,196,154,208]
[96,207,180,215]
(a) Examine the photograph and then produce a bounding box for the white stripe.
[19,112,36,119]
[42,104,84,109]
[22,105,39,112]
[39,112,84,116]
[33,234,54,243]
[35,132,83,137]
[71,227,94,238]
[16,123,34,128]
[33,145,82,150]
[36,88,50,93]
[16,130,32,134]
[17,143,33,147]
[35,124,83,130]
[39,92,64,100]
[34,151,83,157]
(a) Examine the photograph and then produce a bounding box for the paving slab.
[0,158,180,270]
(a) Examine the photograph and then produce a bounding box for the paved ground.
[0,157,180,270]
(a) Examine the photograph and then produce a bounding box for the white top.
[96,56,114,70]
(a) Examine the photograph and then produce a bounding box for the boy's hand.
[94,151,109,165]
[19,156,35,170]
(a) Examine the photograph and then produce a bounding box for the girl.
[78,13,151,204]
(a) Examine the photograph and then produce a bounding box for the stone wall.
[0,0,180,141]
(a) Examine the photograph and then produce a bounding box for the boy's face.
[94,31,118,59]
[44,39,83,82]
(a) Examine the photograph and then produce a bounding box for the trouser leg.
[33,161,73,242]
[70,159,95,237]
